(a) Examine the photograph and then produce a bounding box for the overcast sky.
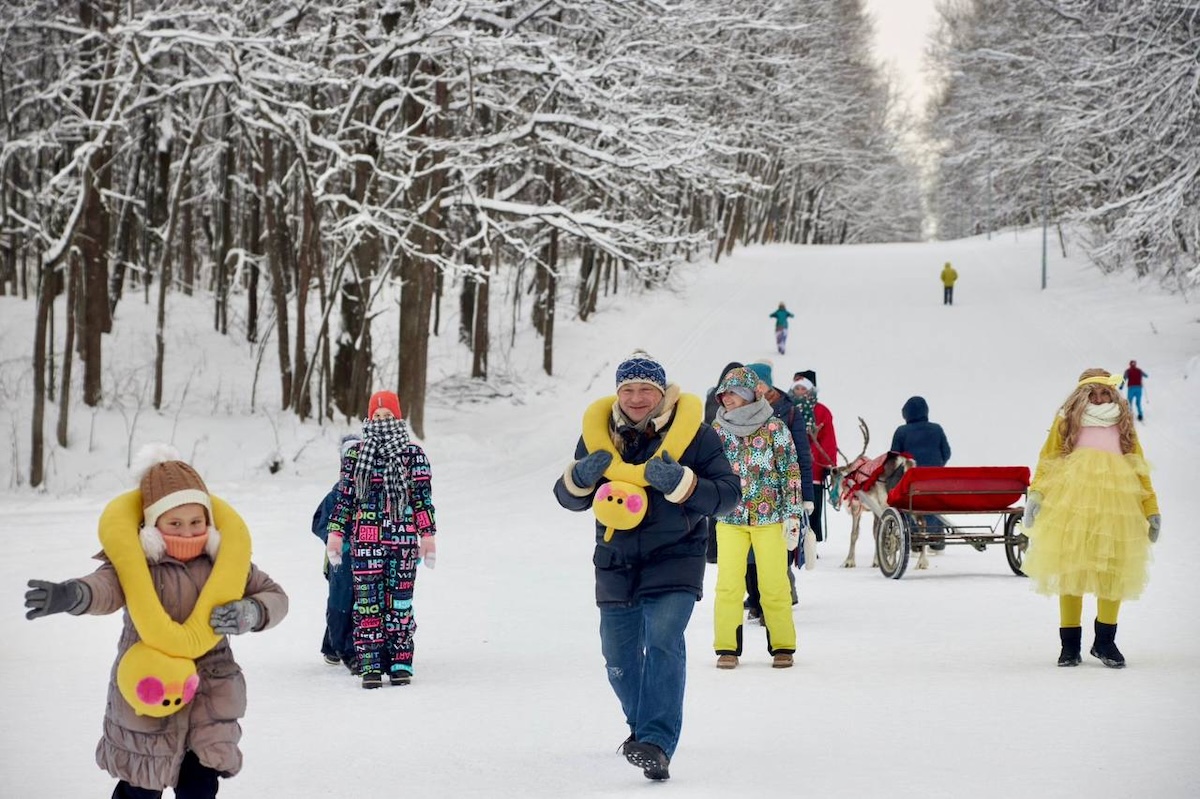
[863,0,940,116]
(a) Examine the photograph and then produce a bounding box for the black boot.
[1090,620,1126,668]
[1058,626,1082,667]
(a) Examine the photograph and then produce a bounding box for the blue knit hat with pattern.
[615,350,667,393]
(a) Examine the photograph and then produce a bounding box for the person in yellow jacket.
[1021,369,1160,669]
[940,261,958,305]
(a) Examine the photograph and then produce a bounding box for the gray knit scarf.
[715,399,776,437]
[355,417,410,515]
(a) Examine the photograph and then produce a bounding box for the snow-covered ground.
[2,229,1198,797]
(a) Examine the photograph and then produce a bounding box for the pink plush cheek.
[626,496,644,513]
[136,678,165,706]
[182,674,200,704]
[596,485,612,500]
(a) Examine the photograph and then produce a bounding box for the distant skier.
[940,262,958,305]
[1120,360,1147,421]
[768,302,794,355]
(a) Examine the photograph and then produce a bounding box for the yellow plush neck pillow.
[581,394,702,540]
[98,491,251,716]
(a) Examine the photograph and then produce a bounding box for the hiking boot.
[388,669,412,686]
[617,734,635,756]
[624,741,670,781]
[322,654,341,666]
[361,672,383,689]
[1090,620,1126,668]
[772,652,794,669]
[1058,626,1082,667]
[716,654,738,669]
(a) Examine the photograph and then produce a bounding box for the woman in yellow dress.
[1022,369,1161,668]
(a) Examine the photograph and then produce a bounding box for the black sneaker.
[362,672,383,689]
[322,654,341,666]
[624,741,670,781]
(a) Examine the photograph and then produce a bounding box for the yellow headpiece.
[1076,374,1122,389]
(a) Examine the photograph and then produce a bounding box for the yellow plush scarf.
[98,491,251,717]
[581,393,703,540]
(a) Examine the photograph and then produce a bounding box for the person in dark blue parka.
[312,434,360,670]
[554,350,740,782]
[889,396,951,467]
[890,396,952,546]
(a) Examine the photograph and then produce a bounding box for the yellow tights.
[1059,595,1121,626]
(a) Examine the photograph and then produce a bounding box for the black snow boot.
[1090,620,1126,669]
[1058,626,1082,667]
[624,741,671,781]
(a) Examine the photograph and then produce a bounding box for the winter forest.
[1,1,1198,489]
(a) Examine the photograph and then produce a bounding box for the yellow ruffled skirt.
[1022,448,1152,601]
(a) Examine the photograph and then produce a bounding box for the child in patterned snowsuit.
[1021,369,1160,668]
[326,391,436,688]
[711,366,803,669]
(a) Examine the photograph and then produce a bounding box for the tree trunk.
[59,253,79,447]
[29,256,52,487]
[260,132,292,410]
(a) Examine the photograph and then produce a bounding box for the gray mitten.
[571,451,613,489]
[24,579,88,620]
[1022,491,1042,528]
[1148,514,1161,543]
[645,452,686,495]
[210,599,263,636]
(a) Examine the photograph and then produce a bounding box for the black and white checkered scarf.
[355,417,410,515]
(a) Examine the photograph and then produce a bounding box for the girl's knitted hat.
[367,390,403,419]
[134,443,213,531]
[717,366,761,400]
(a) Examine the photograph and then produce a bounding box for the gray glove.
[210,599,263,635]
[571,451,613,489]
[1022,491,1042,528]
[1148,514,1161,543]
[24,579,88,620]
[645,451,686,495]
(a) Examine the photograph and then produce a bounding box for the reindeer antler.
[836,417,870,468]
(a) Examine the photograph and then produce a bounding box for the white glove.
[326,533,344,568]
[1147,515,1161,543]
[1022,492,1042,528]
[419,536,436,569]
[802,501,815,516]
[783,518,801,551]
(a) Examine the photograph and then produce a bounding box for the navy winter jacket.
[767,389,815,502]
[554,399,741,607]
[889,396,951,467]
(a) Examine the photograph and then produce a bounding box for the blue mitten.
[1148,514,1161,543]
[645,452,686,495]
[571,451,613,489]
[1022,491,1042,528]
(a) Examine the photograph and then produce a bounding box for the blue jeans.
[598,591,695,758]
[1127,386,1143,418]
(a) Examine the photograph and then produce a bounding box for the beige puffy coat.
[77,544,287,791]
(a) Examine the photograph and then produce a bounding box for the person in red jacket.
[1120,360,1148,421]
[790,375,837,544]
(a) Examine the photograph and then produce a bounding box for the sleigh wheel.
[1004,511,1028,576]
[877,508,910,579]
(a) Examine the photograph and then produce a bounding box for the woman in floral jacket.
[711,367,803,669]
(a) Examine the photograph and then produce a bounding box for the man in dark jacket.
[890,396,952,547]
[889,396,951,467]
[554,350,740,782]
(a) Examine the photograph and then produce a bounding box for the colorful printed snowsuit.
[328,444,435,676]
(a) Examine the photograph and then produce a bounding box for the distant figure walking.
[1120,360,1148,421]
[941,262,958,305]
[768,302,795,355]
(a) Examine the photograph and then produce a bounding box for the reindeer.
[828,419,922,570]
